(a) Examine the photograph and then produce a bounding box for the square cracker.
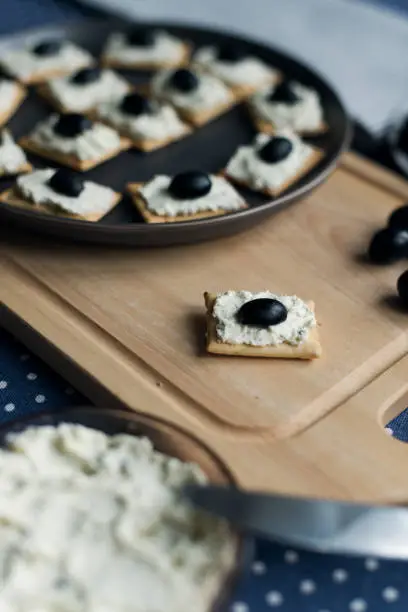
[143,83,238,127]
[19,135,131,172]
[218,70,282,102]
[37,81,133,115]
[0,83,27,127]
[87,110,192,152]
[0,186,121,222]
[204,292,322,360]
[0,162,32,178]
[224,147,323,198]
[101,42,192,71]
[248,106,328,137]
[127,182,248,224]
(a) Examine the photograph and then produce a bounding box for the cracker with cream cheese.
[101,29,191,70]
[248,81,327,136]
[36,68,132,114]
[127,174,247,223]
[0,130,32,177]
[225,131,323,197]
[193,45,281,99]
[0,168,121,222]
[20,114,131,172]
[0,79,26,127]
[0,40,93,85]
[89,93,192,152]
[149,68,237,127]
[204,292,322,359]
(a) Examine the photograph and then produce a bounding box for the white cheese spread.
[95,99,187,142]
[104,30,186,66]
[0,130,28,174]
[226,131,314,192]
[140,174,245,217]
[194,46,278,88]
[250,82,323,132]
[213,290,315,346]
[17,168,116,217]
[0,78,21,112]
[28,114,121,161]
[0,423,234,612]
[151,69,233,112]
[46,69,130,112]
[0,42,93,81]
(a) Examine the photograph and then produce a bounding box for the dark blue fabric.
[1,324,408,612]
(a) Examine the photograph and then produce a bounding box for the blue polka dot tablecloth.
[1,326,408,612]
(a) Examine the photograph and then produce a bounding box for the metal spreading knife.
[186,485,408,560]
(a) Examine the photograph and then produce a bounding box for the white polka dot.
[4,403,15,412]
[34,394,46,404]
[284,550,299,564]
[252,561,266,575]
[385,427,393,436]
[383,587,399,603]
[20,354,29,361]
[26,373,37,381]
[333,568,348,583]
[349,598,367,612]
[266,591,283,607]
[65,387,75,395]
[231,603,249,612]
[365,558,379,571]
[0,381,7,390]
[299,579,316,595]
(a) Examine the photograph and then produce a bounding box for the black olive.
[120,93,153,116]
[32,39,63,57]
[169,69,199,93]
[71,67,101,85]
[54,114,93,138]
[258,137,293,163]
[368,227,408,264]
[268,81,300,104]
[48,169,84,198]
[389,205,408,230]
[397,270,408,308]
[127,27,155,47]
[217,44,245,62]
[397,118,408,153]
[168,171,212,200]
[238,298,288,327]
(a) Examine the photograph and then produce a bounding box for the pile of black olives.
[368,203,408,307]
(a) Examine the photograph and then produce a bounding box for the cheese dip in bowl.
[0,408,244,612]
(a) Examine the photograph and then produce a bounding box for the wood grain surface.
[2,152,408,497]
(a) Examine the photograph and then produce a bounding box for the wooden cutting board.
[2,152,408,501]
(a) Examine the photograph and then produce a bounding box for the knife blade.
[186,485,408,559]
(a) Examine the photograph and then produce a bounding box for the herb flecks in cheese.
[0,423,234,612]
[213,290,316,346]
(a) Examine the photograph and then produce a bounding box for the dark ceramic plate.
[0,406,253,612]
[0,19,351,246]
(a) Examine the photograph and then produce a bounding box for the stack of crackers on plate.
[0,25,326,223]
